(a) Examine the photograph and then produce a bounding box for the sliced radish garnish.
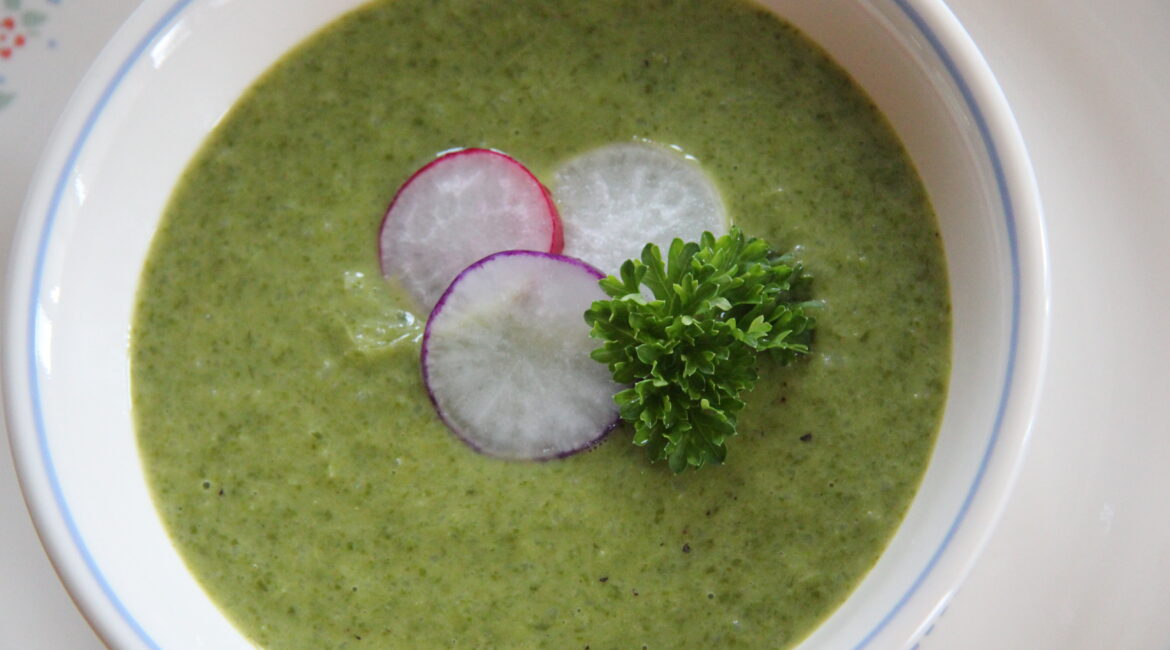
[421,250,622,460]
[552,142,728,274]
[379,148,564,311]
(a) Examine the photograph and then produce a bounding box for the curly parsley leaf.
[584,226,815,472]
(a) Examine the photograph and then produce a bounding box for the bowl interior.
[5,0,1044,647]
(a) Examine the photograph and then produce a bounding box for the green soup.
[132,0,951,647]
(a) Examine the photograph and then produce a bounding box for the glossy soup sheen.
[131,0,951,647]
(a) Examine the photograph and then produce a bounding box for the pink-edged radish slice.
[552,142,728,275]
[379,148,564,311]
[421,250,622,460]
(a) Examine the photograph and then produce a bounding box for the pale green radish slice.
[551,142,728,274]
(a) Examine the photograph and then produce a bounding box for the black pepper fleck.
[599,576,608,583]
[682,543,691,553]
[800,432,813,442]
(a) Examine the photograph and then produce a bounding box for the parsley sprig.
[584,227,815,472]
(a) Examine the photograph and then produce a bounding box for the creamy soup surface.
[132,0,951,647]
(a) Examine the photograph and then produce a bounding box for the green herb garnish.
[584,226,815,472]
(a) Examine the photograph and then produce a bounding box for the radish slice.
[421,250,622,460]
[552,142,729,275]
[379,149,564,311]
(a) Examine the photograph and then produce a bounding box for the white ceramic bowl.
[3,0,1047,647]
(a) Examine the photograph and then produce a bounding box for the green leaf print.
[21,10,45,27]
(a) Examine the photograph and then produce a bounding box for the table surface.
[2,1,1168,647]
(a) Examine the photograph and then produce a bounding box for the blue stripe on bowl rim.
[22,0,1022,648]
[851,0,1023,646]
[26,3,197,647]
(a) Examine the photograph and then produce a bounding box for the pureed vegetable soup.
[131,0,950,647]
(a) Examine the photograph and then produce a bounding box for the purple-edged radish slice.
[380,148,564,311]
[422,250,621,460]
[552,142,728,274]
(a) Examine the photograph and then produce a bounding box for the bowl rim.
[845,0,1049,644]
[3,1,199,645]
[2,0,1049,647]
